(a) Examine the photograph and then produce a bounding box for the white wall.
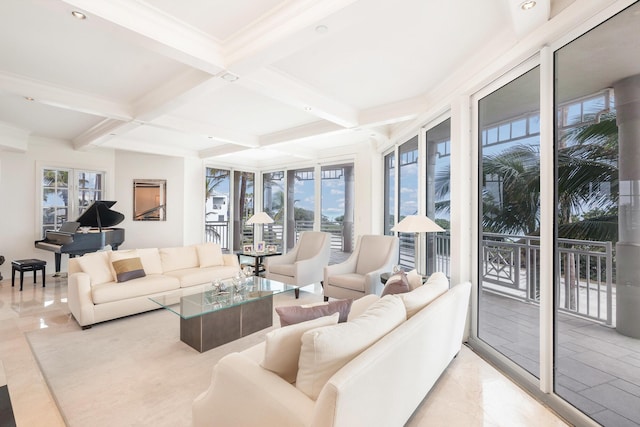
[0,137,115,278]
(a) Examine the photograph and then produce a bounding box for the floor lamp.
[246,211,274,252]
[391,215,444,276]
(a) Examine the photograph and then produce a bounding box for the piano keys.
[35,201,125,274]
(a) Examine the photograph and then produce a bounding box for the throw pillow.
[406,269,423,290]
[112,257,146,283]
[380,271,410,296]
[275,299,353,326]
[400,272,449,318]
[196,242,225,268]
[108,250,138,281]
[296,295,406,400]
[261,313,339,383]
[77,251,113,285]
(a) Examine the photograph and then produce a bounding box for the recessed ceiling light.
[304,106,312,111]
[520,1,536,10]
[220,72,239,82]
[71,11,87,19]
[24,96,35,101]
[315,25,328,34]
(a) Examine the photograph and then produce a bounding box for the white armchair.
[264,231,332,298]
[323,234,399,301]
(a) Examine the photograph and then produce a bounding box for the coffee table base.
[180,295,274,352]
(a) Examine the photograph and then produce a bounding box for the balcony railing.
[481,232,613,326]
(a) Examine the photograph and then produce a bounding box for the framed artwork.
[242,244,253,253]
[254,241,265,253]
[267,245,277,253]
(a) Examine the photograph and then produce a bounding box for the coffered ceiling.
[0,0,556,167]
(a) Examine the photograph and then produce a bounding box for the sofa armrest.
[222,253,240,268]
[67,272,95,327]
[193,352,314,427]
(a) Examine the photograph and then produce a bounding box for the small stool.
[11,259,46,291]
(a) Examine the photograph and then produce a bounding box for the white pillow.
[400,272,449,318]
[136,248,163,275]
[347,294,379,321]
[261,313,339,383]
[160,246,199,272]
[196,242,224,267]
[77,251,113,285]
[296,295,406,400]
[108,250,138,281]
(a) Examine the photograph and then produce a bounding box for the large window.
[477,67,541,378]
[397,136,419,270]
[263,171,285,249]
[383,152,395,236]
[321,164,355,257]
[40,167,104,236]
[286,168,315,248]
[554,4,640,425]
[205,168,230,248]
[233,171,254,251]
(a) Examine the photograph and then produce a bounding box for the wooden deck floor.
[480,291,640,427]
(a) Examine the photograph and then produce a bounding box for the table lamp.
[246,211,274,252]
[391,214,444,276]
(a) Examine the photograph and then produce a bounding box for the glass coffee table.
[150,276,297,352]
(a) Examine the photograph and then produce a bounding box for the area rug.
[26,289,322,427]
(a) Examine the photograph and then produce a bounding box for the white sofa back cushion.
[77,251,113,285]
[136,248,163,275]
[261,313,339,383]
[196,243,224,267]
[296,295,406,400]
[160,246,199,272]
[400,272,449,318]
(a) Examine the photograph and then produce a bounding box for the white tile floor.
[0,274,570,427]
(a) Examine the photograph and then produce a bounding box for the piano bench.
[11,259,46,291]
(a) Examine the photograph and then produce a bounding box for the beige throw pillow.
[77,251,113,285]
[400,272,449,318]
[112,257,146,282]
[196,242,225,267]
[261,313,339,383]
[296,295,406,400]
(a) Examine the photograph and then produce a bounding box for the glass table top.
[149,276,297,319]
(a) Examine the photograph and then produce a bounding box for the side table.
[11,259,46,291]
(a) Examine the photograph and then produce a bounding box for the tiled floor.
[0,274,570,426]
[480,291,640,427]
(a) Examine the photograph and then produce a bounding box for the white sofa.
[67,243,240,328]
[192,275,471,427]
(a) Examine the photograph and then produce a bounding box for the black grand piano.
[35,201,125,274]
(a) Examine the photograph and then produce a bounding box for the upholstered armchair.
[264,231,332,298]
[323,234,399,301]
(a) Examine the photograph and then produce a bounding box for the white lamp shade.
[246,211,274,225]
[391,215,444,233]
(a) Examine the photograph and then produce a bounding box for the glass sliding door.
[205,168,230,248]
[321,164,355,261]
[425,119,451,277]
[263,171,285,250]
[397,136,419,270]
[233,171,254,251]
[554,3,640,425]
[477,67,541,378]
[286,168,315,249]
[383,152,396,236]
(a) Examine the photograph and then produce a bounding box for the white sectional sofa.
[192,274,471,427]
[67,243,240,328]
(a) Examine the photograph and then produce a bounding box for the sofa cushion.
[296,295,406,400]
[399,272,449,318]
[275,299,352,326]
[380,271,410,296]
[91,274,179,304]
[347,294,380,321]
[112,257,146,282]
[164,267,217,288]
[77,251,113,286]
[160,246,199,272]
[136,248,163,275]
[196,243,224,268]
[261,313,339,383]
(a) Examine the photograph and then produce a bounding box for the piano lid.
[76,201,125,229]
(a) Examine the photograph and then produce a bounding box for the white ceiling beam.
[102,136,199,158]
[358,96,425,128]
[73,119,141,150]
[153,115,259,148]
[242,67,358,128]
[0,71,131,120]
[0,121,30,152]
[259,120,346,146]
[199,144,251,159]
[61,0,226,74]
